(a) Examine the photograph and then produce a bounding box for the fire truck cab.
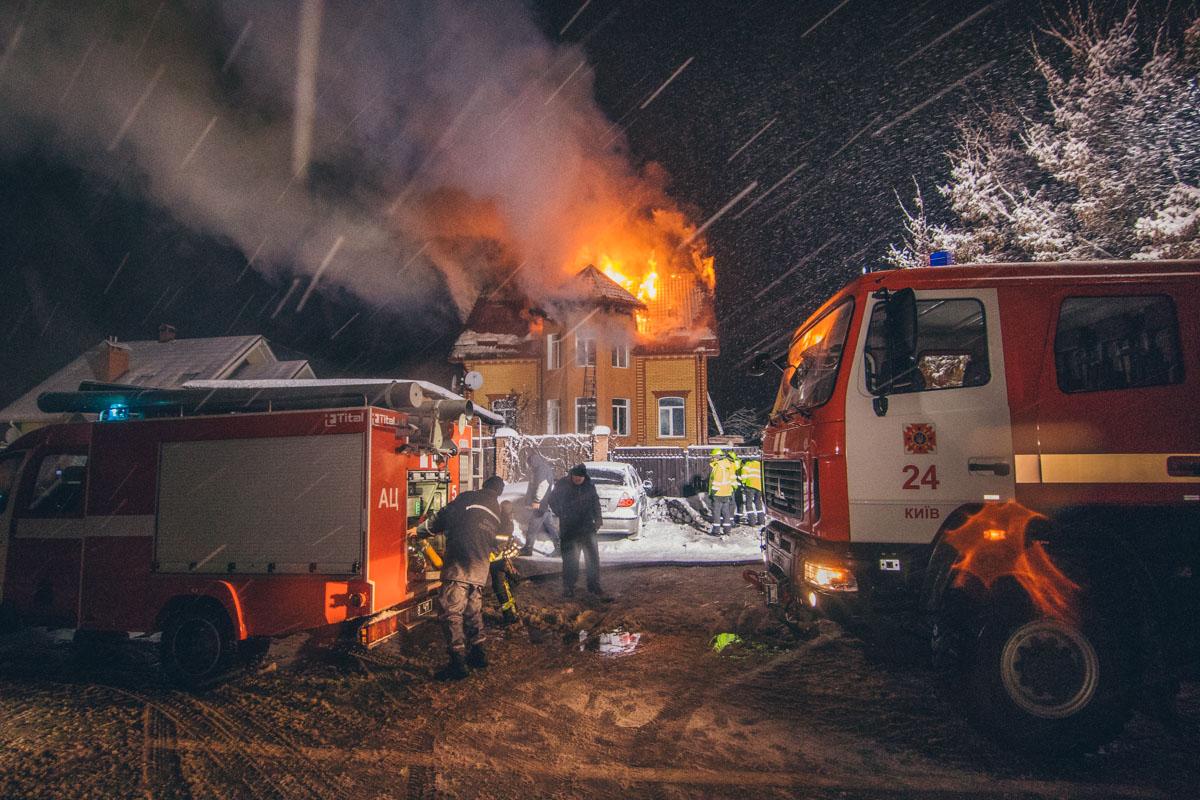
[0,380,478,688]
[750,260,1199,752]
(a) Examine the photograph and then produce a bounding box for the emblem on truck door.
[903,423,937,454]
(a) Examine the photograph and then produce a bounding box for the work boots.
[466,643,488,670]
[436,650,470,681]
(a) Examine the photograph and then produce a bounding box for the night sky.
[0,0,1182,418]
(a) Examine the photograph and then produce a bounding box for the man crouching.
[426,475,513,680]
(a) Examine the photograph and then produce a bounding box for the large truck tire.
[160,605,237,690]
[967,604,1134,754]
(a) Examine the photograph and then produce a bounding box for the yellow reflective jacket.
[738,458,763,491]
[708,459,738,497]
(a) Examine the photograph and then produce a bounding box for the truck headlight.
[803,560,858,592]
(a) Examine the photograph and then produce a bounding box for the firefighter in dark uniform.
[425,475,513,680]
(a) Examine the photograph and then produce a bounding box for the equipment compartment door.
[156,433,365,574]
[845,288,1015,544]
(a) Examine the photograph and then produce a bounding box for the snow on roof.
[450,329,532,360]
[0,335,265,423]
[230,360,312,380]
[574,265,646,309]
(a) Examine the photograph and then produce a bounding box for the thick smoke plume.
[0,0,710,321]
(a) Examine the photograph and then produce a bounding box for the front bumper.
[761,523,929,618]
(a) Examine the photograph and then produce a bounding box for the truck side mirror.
[869,287,918,417]
[886,287,918,360]
[748,351,788,378]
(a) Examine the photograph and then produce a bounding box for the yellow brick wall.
[639,355,705,447]
[460,317,710,446]
[598,341,637,441]
[462,359,539,428]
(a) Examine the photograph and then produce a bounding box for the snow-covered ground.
[501,481,762,566]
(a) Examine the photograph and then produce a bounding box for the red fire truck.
[747,259,1199,752]
[0,380,477,688]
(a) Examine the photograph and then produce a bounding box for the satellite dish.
[464,371,483,390]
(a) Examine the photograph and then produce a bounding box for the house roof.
[451,299,539,361]
[573,265,646,309]
[0,335,290,423]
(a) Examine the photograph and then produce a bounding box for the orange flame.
[944,501,1080,622]
[568,205,714,339]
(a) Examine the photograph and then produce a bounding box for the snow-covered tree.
[888,6,1200,266]
[720,407,766,442]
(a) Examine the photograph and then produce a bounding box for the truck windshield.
[772,300,855,415]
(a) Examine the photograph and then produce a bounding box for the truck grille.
[764,460,805,517]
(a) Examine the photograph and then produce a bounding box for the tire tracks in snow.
[91,684,288,800]
[140,703,191,800]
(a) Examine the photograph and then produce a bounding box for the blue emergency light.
[100,402,131,421]
[929,249,954,267]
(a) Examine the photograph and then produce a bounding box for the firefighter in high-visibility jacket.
[488,533,521,626]
[738,455,766,526]
[708,449,738,537]
[727,451,746,523]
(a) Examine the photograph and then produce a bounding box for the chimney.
[88,337,131,383]
[158,323,177,343]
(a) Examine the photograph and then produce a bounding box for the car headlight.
[803,560,858,592]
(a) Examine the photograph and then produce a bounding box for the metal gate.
[612,445,763,497]
[610,447,690,496]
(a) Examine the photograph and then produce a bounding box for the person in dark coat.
[425,475,513,680]
[546,464,609,600]
[520,451,559,556]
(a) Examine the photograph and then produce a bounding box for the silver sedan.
[583,461,650,539]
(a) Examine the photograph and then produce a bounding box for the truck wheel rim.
[999,619,1099,719]
[175,619,223,676]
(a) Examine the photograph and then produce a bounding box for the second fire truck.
[748,259,1199,753]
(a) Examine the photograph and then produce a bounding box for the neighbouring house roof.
[0,335,313,424]
[229,359,315,380]
[573,265,646,310]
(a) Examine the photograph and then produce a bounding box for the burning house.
[450,264,718,447]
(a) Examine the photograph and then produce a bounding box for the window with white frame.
[611,399,630,436]
[657,396,685,438]
[545,399,561,434]
[611,343,629,368]
[546,333,561,369]
[575,337,596,367]
[575,397,596,433]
